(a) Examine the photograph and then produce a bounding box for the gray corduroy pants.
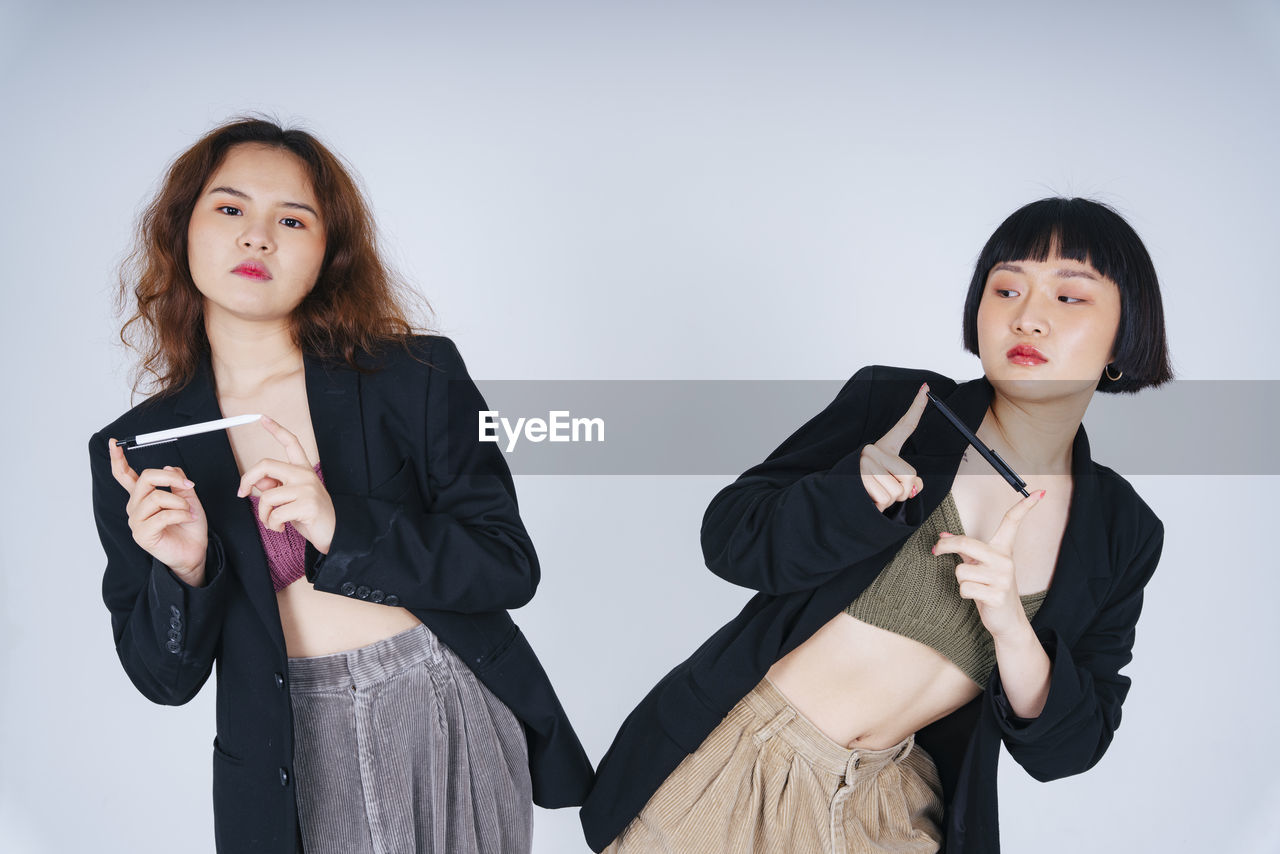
[287,623,533,854]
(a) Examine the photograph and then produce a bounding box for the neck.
[977,386,1090,477]
[205,312,304,399]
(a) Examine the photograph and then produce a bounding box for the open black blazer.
[88,334,593,854]
[580,364,1165,853]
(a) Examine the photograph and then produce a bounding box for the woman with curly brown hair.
[88,116,592,854]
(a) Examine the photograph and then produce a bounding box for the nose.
[1013,291,1049,336]
[237,217,275,253]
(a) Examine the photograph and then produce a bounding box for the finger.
[863,444,921,496]
[133,489,191,521]
[989,489,1047,553]
[958,580,991,601]
[260,416,312,467]
[861,475,893,509]
[251,475,284,495]
[954,567,992,586]
[872,472,912,505]
[126,468,194,516]
[108,438,139,492]
[258,487,299,531]
[237,458,297,498]
[134,508,200,543]
[164,467,205,515]
[875,382,931,456]
[932,534,991,564]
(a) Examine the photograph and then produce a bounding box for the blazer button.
[340,582,356,596]
[384,594,400,607]
[369,589,384,603]
[274,672,285,689]
[166,640,180,654]
[356,585,370,600]
[170,616,182,629]
[279,767,290,786]
[169,605,180,618]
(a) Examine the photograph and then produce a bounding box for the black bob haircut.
[961,197,1173,394]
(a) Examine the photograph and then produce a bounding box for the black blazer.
[580,364,1165,853]
[88,334,594,854]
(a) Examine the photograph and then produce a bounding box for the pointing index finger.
[876,383,931,456]
[989,489,1047,553]
[260,415,312,467]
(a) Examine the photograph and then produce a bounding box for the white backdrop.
[2,0,1277,851]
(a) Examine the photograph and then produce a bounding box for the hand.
[108,438,209,586]
[237,416,335,554]
[932,489,1047,640]
[860,382,930,511]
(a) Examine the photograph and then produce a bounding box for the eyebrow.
[206,185,320,218]
[992,262,1101,282]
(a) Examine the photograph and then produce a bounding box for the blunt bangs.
[961,197,1173,394]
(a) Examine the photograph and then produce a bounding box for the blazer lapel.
[895,374,1112,633]
[170,358,286,654]
[304,351,368,496]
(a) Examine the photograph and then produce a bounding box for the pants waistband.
[746,677,916,778]
[286,624,442,693]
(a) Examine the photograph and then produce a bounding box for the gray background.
[2,0,1277,851]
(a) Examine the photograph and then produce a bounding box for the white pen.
[115,413,263,450]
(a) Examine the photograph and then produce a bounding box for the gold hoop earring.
[1104,363,1123,381]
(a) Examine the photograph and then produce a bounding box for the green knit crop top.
[844,491,1048,687]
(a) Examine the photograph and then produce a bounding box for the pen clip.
[988,448,1027,489]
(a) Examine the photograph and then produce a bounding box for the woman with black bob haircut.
[581,197,1171,853]
[88,116,593,853]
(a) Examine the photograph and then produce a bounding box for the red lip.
[231,261,272,280]
[1006,344,1047,363]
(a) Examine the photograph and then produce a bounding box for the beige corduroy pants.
[605,676,944,854]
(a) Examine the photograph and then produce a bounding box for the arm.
[987,517,1165,781]
[307,337,540,613]
[700,365,917,594]
[89,433,230,706]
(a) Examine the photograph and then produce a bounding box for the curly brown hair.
[117,114,433,396]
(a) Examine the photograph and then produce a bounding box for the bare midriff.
[766,613,984,750]
[276,579,422,659]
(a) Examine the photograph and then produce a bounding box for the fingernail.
[163,466,172,471]
[1038,489,1047,498]
[920,383,928,391]
[183,479,194,488]
[910,485,918,498]
[930,545,937,554]
[940,531,952,537]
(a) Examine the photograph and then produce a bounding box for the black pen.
[924,390,1030,497]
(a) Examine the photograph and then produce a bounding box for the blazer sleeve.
[307,337,540,613]
[987,515,1165,781]
[88,432,230,706]
[700,364,917,595]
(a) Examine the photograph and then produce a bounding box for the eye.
[280,217,304,229]
[1059,296,1085,304]
[995,288,1017,298]
[216,205,242,216]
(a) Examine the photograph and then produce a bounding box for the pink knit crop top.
[248,462,324,592]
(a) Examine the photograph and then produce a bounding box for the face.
[187,143,326,326]
[975,253,1122,398]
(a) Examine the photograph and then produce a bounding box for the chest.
[217,377,321,478]
[945,450,1073,595]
